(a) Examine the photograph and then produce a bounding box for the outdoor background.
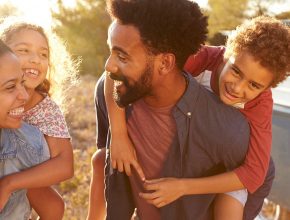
[0,0,289,219]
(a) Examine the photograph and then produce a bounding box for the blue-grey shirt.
[95,72,274,220]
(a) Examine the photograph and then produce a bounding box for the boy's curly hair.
[106,0,208,69]
[0,17,79,113]
[225,16,290,88]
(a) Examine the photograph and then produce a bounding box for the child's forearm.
[180,171,245,195]
[3,138,74,192]
[104,74,127,135]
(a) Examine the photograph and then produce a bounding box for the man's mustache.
[108,72,126,82]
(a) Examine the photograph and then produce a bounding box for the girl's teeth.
[9,107,24,116]
[25,69,39,76]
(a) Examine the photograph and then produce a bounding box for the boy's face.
[7,29,49,90]
[0,52,28,128]
[105,21,156,107]
[218,51,274,106]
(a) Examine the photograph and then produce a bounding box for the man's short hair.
[106,0,208,69]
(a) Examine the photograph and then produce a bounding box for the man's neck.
[143,71,187,108]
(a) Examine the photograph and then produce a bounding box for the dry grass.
[60,74,98,220]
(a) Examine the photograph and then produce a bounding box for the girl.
[89,16,290,220]
[0,17,79,220]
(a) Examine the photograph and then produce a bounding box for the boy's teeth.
[9,107,24,116]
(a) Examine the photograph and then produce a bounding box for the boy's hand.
[139,178,184,208]
[110,134,145,181]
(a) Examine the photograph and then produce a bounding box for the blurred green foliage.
[52,0,110,76]
[207,0,290,45]
[0,3,19,18]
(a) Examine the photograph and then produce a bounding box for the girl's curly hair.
[0,16,80,113]
[225,16,290,88]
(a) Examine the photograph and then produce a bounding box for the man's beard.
[111,63,153,108]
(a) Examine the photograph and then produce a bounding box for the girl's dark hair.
[0,39,13,57]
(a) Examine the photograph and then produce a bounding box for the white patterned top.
[23,96,70,138]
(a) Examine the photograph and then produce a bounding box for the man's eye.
[118,55,127,62]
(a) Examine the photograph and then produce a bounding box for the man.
[95,0,274,219]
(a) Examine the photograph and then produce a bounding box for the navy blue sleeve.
[94,73,109,149]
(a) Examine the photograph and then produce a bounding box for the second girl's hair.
[0,17,79,111]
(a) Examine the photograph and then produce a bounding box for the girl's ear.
[158,53,176,75]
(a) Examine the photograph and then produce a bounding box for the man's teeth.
[9,107,24,116]
[114,81,123,86]
[25,69,39,76]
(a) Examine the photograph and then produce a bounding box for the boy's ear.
[158,53,176,75]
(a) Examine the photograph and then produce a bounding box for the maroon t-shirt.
[127,99,176,220]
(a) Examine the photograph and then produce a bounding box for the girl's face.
[0,52,28,128]
[218,52,274,106]
[7,29,49,90]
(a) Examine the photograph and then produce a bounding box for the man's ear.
[158,53,176,75]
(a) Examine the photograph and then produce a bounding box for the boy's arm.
[235,89,273,193]
[104,74,145,180]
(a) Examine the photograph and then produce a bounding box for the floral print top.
[23,96,70,138]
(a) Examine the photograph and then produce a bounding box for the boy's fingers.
[112,159,117,169]
[124,162,132,176]
[132,161,145,181]
[139,192,159,200]
[117,160,124,172]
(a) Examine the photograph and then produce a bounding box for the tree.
[207,0,248,38]
[276,11,290,19]
[247,0,288,17]
[52,0,110,76]
[0,3,19,18]
[207,0,289,44]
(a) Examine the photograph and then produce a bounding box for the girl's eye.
[6,84,16,91]
[17,49,29,54]
[41,53,48,58]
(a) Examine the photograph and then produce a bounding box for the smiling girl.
[0,17,78,220]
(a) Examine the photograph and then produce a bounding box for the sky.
[0,0,289,27]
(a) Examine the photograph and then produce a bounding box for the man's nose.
[105,55,118,74]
